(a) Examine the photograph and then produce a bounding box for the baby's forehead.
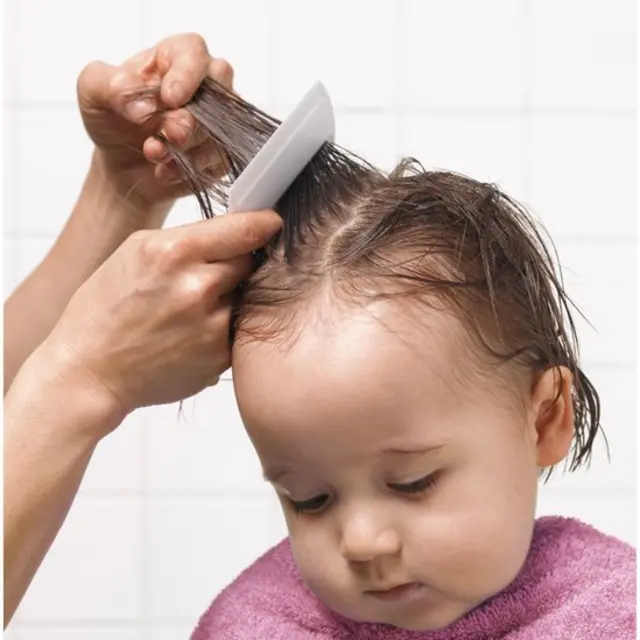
[232,301,509,437]
[240,297,497,393]
[236,296,467,363]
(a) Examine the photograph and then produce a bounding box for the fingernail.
[125,98,156,121]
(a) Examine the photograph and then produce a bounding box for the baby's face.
[233,301,561,631]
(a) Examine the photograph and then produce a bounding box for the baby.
[156,80,636,638]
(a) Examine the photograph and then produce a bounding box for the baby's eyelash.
[388,472,439,495]
[285,473,440,515]
[288,494,330,515]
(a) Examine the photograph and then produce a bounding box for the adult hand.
[36,209,282,435]
[77,32,232,214]
[4,34,232,393]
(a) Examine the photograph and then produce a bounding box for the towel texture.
[191,517,636,639]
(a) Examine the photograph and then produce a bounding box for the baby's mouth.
[365,582,426,602]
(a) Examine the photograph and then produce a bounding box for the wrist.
[48,151,173,275]
[8,340,128,444]
[85,149,173,230]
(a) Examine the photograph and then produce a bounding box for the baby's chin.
[311,584,478,633]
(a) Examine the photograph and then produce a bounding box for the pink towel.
[191,516,636,639]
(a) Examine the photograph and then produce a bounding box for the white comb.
[227,81,335,213]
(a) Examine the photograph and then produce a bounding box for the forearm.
[3,150,172,393]
[3,346,124,627]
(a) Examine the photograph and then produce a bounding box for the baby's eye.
[288,494,330,515]
[388,472,438,495]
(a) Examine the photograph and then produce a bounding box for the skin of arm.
[3,343,125,627]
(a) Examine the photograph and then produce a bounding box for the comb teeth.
[227,81,335,214]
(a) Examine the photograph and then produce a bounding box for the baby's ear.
[529,366,575,467]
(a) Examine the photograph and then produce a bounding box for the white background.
[2,0,637,638]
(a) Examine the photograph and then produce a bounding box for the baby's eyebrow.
[382,444,446,455]
[262,445,446,482]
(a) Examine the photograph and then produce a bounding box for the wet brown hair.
[136,78,604,476]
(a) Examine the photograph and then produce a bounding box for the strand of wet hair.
[134,78,382,262]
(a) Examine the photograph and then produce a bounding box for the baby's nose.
[340,514,401,562]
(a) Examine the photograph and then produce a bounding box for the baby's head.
[170,80,602,631]
[230,163,601,630]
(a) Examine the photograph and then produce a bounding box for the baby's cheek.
[425,508,533,597]
[287,523,355,605]
[288,522,332,580]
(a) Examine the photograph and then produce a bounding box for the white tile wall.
[144,0,274,107]
[11,237,56,289]
[398,113,526,196]
[553,240,636,366]
[11,108,94,236]
[529,0,636,108]
[3,0,636,638]
[13,497,143,622]
[3,107,16,235]
[162,195,205,230]
[4,236,15,299]
[272,0,399,110]
[146,496,275,621]
[8,0,143,105]
[333,113,398,173]
[543,366,636,491]
[536,489,636,544]
[400,0,524,108]
[79,413,145,495]
[144,384,265,494]
[528,114,635,240]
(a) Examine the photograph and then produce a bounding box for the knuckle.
[213,58,234,79]
[212,58,234,85]
[124,230,153,268]
[183,32,209,54]
[108,69,131,97]
[132,232,155,263]
[208,269,232,295]
[156,236,185,264]
[179,274,210,307]
[127,229,152,249]
[131,231,185,266]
